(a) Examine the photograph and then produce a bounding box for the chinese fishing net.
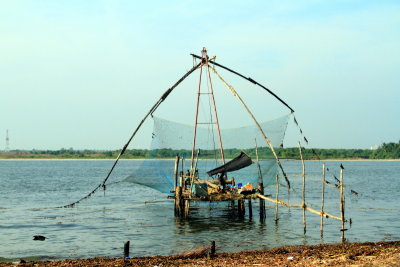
[125,113,290,193]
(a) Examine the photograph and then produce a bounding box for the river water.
[0,160,399,262]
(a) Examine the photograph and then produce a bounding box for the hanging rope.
[292,115,359,195]
[209,65,291,189]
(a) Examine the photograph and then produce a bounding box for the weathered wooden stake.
[174,155,180,188]
[124,241,130,258]
[340,167,345,242]
[275,175,279,223]
[320,163,326,238]
[184,199,190,217]
[238,199,245,218]
[210,241,216,258]
[298,141,306,234]
[255,140,265,220]
[175,186,182,216]
[248,199,253,219]
[258,183,265,220]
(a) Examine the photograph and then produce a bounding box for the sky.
[0,0,399,150]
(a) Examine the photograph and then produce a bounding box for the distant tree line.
[1,141,399,160]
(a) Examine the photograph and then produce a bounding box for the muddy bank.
[2,240,399,266]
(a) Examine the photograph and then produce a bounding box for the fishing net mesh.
[125,114,290,193]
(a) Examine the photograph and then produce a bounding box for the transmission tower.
[5,129,9,152]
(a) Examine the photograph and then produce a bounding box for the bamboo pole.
[189,149,200,197]
[174,155,181,215]
[175,186,182,216]
[320,163,326,238]
[255,139,265,219]
[191,53,295,112]
[298,141,306,234]
[275,175,279,223]
[258,194,302,208]
[184,199,190,218]
[259,182,265,220]
[305,206,342,221]
[179,173,184,188]
[210,66,291,189]
[60,62,203,208]
[181,155,185,181]
[256,193,343,221]
[174,155,180,189]
[205,51,225,165]
[340,167,345,242]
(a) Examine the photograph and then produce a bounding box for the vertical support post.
[124,241,130,259]
[320,163,326,238]
[340,167,345,242]
[248,199,253,219]
[275,175,279,223]
[238,199,245,218]
[255,139,265,220]
[180,172,184,188]
[184,199,190,217]
[175,186,182,216]
[298,141,306,234]
[174,155,180,189]
[259,182,265,220]
[210,241,216,259]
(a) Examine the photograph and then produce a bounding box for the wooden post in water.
[175,186,182,216]
[248,199,253,219]
[174,155,180,189]
[258,183,265,220]
[210,241,216,259]
[255,140,265,220]
[340,167,345,242]
[298,141,306,234]
[124,241,130,258]
[320,163,326,238]
[275,174,279,223]
[238,199,245,218]
[184,199,190,217]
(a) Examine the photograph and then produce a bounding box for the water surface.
[0,160,399,261]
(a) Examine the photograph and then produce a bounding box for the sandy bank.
[2,240,399,266]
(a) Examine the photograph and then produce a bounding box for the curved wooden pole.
[59,62,203,208]
[191,53,294,113]
[209,66,291,189]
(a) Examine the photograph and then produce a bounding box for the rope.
[209,65,291,189]
[292,115,359,196]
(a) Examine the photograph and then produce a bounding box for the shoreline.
[1,240,399,266]
[1,158,399,161]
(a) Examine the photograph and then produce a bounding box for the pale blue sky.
[1,0,399,150]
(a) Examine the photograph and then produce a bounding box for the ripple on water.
[0,160,399,261]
